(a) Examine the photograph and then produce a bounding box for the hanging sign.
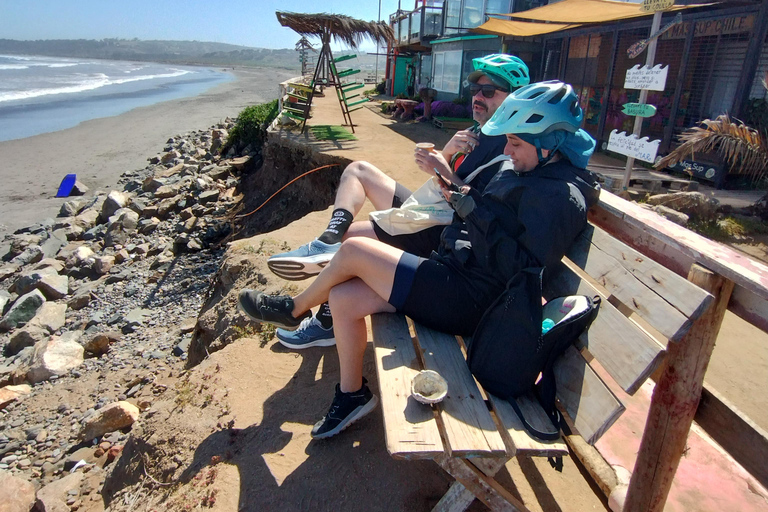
[622,103,657,117]
[640,0,675,12]
[607,130,661,163]
[627,13,683,58]
[625,64,669,91]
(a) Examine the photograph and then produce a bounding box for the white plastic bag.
[368,154,509,236]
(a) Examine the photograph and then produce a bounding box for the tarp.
[503,0,690,23]
[473,18,582,37]
[473,0,699,36]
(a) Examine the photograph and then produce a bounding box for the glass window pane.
[486,0,511,17]
[445,0,461,34]
[462,0,485,28]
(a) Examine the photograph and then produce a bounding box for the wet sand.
[0,67,296,238]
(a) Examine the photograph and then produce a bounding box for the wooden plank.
[411,322,508,458]
[624,266,734,512]
[488,394,568,457]
[545,263,666,395]
[695,384,768,489]
[433,459,507,512]
[566,224,713,341]
[554,346,626,445]
[370,313,444,459]
[593,191,768,302]
[434,454,530,512]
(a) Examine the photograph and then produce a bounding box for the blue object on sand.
[56,174,77,198]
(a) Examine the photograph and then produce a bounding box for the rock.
[36,274,69,300]
[154,183,183,199]
[66,246,95,268]
[114,249,131,264]
[0,470,37,512]
[645,191,719,222]
[27,302,67,333]
[80,401,140,441]
[59,199,87,218]
[198,189,220,204]
[71,180,89,195]
[155,197,178,218]
[101,191,130,220]
[138,217,160,235]
[0,290,10,314]
[0,384,32,409]
[39,236,65,260]
[10,245,43,266]
[67,290,91,311]
[13,267,59,295]
[161,150,180,164]
[73,208,100,230]
[122,308,152,333]
[82,332,120,356]
[36,472,83,512]
[0,265,20,283]
[93,255,115,275]
[141,176,166,193]
[0,289,46,332]
[6,326,49,356]
[27,334,84,384]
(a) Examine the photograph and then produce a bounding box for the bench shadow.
[176,342,456,511]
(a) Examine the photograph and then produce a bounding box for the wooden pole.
[621,11,663,190]
[623,264,734,512]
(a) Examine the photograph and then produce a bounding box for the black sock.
[317,209,353,244]
[316,302,334,329]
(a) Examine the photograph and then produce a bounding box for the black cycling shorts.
[387,254,488,337]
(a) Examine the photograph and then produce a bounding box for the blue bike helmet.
[482,81,594,167]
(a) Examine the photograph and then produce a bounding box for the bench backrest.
[542,222,714,444]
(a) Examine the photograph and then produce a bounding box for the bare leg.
[342,220,378,241]
[291,238,404,317]
[328,278,395,392]
[333,161,400,215]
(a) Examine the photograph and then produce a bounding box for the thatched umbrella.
[276,11,393,48]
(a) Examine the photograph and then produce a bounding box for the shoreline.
[0,67,297,239]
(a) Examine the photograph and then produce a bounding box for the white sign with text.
[625,64,669,91]
[607,130,661,163]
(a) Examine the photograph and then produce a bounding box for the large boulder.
[35,472,83,512]
[645,191,719,222]
[0,470,37,512]
[27,333,84,384]
[80,401,140,441]
[101,191,130,220]
[0,289,46,332]
[0,384,32,410]
[5,325,49,356]
[27,302,67,333]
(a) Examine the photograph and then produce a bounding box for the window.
[462,0,485,28]
[433,50,462,93]
[444,0,461,34]
[485,0,512,18]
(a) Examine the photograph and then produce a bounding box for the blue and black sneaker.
[238,289,311,330]
[276,316,336,349]
[267,239,341,281]
[311,379,378,439]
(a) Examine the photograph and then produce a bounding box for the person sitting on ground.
[266,54,530,349]
[238,80,601,439]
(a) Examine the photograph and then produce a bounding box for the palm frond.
[276,12,393,48]
[656,114,768,182]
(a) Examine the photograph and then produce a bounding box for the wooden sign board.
[625,64,669,91]
[641,0,674,12]
[622,103,657,117]
[607,130,661,163]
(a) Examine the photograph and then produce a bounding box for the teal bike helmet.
[467,54,530,91]
[482,81,594,168]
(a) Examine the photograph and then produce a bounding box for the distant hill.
[0,38,386,80]
[0,38,302,70]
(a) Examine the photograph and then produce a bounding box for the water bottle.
[542,318,555,334]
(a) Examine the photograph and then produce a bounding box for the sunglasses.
[469,83,508,98]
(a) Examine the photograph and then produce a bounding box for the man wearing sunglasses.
[265,54,530,349]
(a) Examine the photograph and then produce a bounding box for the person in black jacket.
[238,81,601,439]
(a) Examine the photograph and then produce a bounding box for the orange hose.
[235,164,339,219]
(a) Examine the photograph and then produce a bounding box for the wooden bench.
[370,214,716,511]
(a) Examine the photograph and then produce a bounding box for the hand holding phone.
[434,169,460,192]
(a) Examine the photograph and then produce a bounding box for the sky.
[0,0,406,52]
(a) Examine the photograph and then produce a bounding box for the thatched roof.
[276,11,393,48]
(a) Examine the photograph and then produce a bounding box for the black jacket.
[435,159,601,308]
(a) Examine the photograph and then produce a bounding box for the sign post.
[621,5,665,190]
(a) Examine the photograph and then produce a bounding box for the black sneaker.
[238,289,311,330]
[311,380,379,439]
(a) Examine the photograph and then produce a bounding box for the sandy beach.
[0,67,297,239]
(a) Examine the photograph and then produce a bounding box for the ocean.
[0,54,234,142]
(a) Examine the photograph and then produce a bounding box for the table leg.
[433,455,528,512]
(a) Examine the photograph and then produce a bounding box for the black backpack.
[466,267,600,442]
